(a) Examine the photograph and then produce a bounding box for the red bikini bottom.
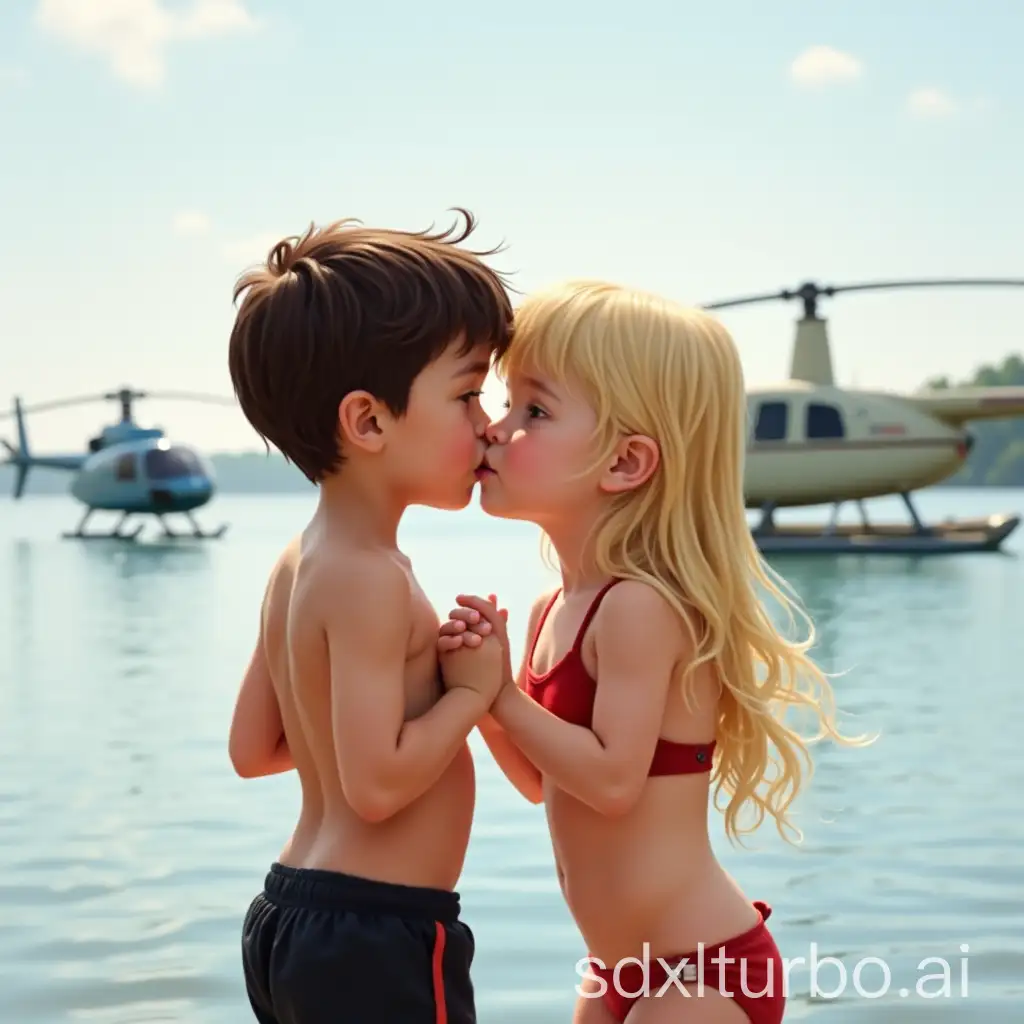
[586,901,785,1023]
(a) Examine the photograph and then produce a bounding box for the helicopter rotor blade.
[0,389,237,421]
[826,277,1024,298]
[138,390,237,406]
[701,289,794,311]
[701,277,1024,318]
[0,394,112,419]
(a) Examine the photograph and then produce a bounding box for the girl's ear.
[599,434,659,494]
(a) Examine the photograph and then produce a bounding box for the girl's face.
[477,365,605,524]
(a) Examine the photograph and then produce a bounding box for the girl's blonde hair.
[497,279,867,845]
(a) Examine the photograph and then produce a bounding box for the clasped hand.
[437,593,511,710]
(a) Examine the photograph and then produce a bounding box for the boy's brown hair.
[228,209,514,483]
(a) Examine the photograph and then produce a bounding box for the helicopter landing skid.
[752,491,1020,555]
[62,510,144,541]
[60,509,227,541]
[156,512,228,540]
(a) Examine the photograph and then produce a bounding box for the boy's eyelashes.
[459,389,484,402]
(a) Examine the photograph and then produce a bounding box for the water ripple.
[1,495,1022,1021]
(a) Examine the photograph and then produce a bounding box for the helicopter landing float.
[702,277,1024,555]
[1,388,236,541]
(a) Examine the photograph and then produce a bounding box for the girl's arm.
[477,716,543,804]
[480,581,683,817]
[475,595,548,804]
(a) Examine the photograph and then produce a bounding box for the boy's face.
[384,337,493,510]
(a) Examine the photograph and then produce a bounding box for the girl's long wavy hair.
[497,280,868,845]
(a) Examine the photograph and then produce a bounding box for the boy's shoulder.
[292,537,415,625]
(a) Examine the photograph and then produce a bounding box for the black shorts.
[241,863,475,1024]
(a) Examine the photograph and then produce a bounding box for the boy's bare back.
[263,528,476,890]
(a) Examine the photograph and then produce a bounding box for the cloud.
[173,210,211,236]
[35,0,258,88]
[906,87,959,118]
[790,45,863,87]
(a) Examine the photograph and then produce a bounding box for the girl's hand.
[437,594,508,653]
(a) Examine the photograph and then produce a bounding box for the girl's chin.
[478,485,519,519]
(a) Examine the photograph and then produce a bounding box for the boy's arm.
[327,557,489,824]
[228,623,294,779]
[475,595,547,804]
[484,582,682,817]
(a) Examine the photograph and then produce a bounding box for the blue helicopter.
[1,387,237,540]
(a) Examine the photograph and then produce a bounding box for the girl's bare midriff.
[547,777,761,965]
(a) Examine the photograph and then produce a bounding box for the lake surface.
[1,488,1022,1023]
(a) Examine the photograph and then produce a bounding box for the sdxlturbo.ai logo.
[576,944,971,1001]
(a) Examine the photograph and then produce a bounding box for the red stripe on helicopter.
[869,423,907,435]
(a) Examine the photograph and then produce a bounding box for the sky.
[1,0,1022,454]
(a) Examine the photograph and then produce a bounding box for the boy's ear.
[337,391,390,453]
[599,434,659,494]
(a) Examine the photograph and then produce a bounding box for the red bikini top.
[524,579,715,776]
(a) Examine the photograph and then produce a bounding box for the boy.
[226,211,512,1023]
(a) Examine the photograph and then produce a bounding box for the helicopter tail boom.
[905,386,1024,426]
[1,398,86,498]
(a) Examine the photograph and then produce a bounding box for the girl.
[438,280,863,1023]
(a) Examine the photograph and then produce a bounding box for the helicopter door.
[114,452,136,480]
[753,401,789,441]
[805,402,845,440]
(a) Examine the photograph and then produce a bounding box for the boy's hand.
[437,593,508,653]
[437,594,513,711]
[439,628,504,708]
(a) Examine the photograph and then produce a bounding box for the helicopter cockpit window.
[805,403,845,439]
[145,447,203,480]
[114,453,136,481]
[753,401,788,442]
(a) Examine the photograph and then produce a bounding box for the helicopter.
[0,387,237,541]
[701,277,1024,554]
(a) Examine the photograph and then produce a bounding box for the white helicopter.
[702,277,1024,554]
[0,387,236,540]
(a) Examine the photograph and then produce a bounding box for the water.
[1,488,1023,1023]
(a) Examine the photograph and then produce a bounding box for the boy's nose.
[485,421,507,445]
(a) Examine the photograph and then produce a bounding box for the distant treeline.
[4,355,1023,495]
[924,353,1024,486]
